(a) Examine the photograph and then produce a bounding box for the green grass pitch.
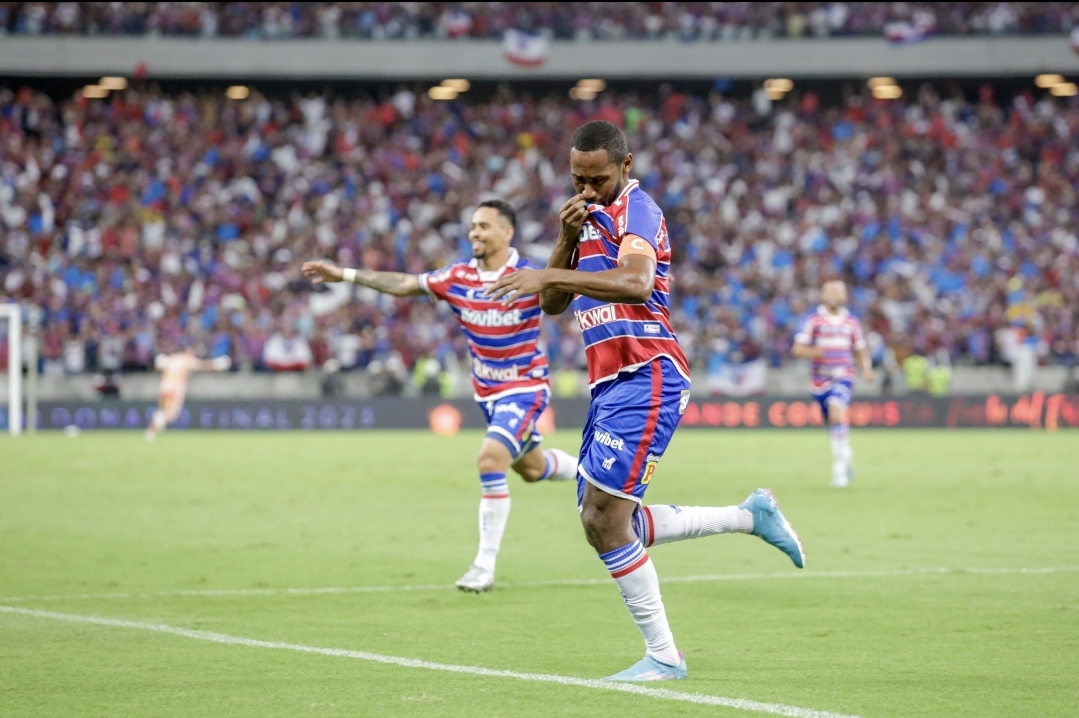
[1,429,1077,717]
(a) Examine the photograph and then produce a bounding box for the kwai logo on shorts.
[473,358,519,382]
[460,307,522,327]
[593,429,625,451]
[575,304,617,331]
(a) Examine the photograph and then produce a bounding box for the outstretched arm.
[301,260,423,297]
[792,341,823,360]
[488,254,655,307]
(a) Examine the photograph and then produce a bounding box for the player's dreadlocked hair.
[477,198,517,230]
[570,121,629,166]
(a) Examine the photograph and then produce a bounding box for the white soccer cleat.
[548,448,578,481]
[455,564,494,593]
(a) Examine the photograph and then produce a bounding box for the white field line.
[0,604,860,718]
[2,565,1075,604]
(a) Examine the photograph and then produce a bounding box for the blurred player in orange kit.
[145,347,231,441]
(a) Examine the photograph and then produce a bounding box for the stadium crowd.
[1,2,1076,40]
[1,79,1078,388]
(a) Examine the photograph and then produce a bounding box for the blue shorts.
[812,380,853,421]
[480,390,548,461]
[577,357,691,506]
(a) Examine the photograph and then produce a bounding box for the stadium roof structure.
[2,35,1079,80]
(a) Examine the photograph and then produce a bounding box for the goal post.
[1,304,22,436]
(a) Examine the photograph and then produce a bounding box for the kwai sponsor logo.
[575,304,617,330]
[472,358,520,382]
[460,308,523,327]
[593,429,625,451]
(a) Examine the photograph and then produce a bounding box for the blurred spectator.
[262,322,312,371]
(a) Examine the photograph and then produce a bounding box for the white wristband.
[342,268,357,283]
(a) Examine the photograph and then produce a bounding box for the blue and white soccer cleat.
[739,488,806,569]
[603,652,687,682]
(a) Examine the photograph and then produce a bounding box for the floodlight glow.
[99,77,128,91]
[764,78,794,93]
[441,79,471,92]
[226,85,250,100]
[82,85,109,99]
[577,79,607,92]
[569,87,597,101]
[872,84,903,99]
[1050,82,1078,97]
[867,77,898,89]
[1035,74,1065,88]
[429,86,459,100]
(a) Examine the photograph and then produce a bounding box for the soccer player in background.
[487,121,805,681]
[792,280,875,488]
[145,346,231,441]
[301,199,577,593]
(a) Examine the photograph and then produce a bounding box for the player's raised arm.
[537,195,587,315]
[301,260,423,297]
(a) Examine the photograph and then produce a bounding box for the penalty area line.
[2,565,1077,604]
[0,604,860,718]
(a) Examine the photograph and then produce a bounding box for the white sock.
[541,448,578,481]
[829,425,849,467]
[600,540,680,666]
[474,472,510,574]
[151,410,167,432]
[634,505,753,547]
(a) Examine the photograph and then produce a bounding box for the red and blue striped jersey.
[794,306,866,391]
[418,248,550,401]
[573,180,690,388]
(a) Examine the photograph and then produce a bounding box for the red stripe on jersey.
[584,337,690,386]
[623,359,664,494]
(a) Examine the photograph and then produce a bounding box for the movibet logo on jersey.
[593,429,625,451]
[575,304,617,331]
[472,358,519,382]
[460,308,523,327]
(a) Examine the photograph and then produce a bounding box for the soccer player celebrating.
[301,199,577,593]
[487,121,805,681]
[145,346,231,441]
[792,280,875,488]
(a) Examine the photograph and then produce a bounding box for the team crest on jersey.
[641,461,659,485]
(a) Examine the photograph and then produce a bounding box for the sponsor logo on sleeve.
[643,323,661,334]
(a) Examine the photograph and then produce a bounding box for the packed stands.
[1,79,1078,381]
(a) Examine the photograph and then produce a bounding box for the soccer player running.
[301,199,577,593]
[487,121,805,682]
[792,280,875,488]
[145,346,231,441]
